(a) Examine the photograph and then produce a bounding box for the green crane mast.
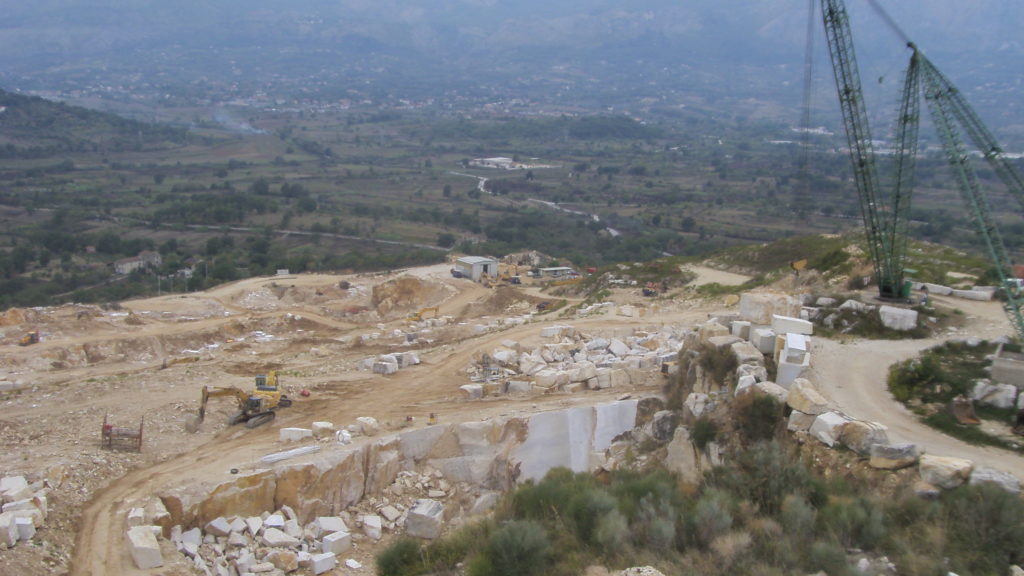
[818,0,1024,338]
[819,0,920,300]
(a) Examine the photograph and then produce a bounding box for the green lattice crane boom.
[819,0,920,300]
[916,49,1024,340]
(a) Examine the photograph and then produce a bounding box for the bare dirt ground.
[0,264,1019,575]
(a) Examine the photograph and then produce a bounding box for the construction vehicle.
[19,330,39,346]
[819,0,1024,338]
[408,307,439,322]
[190,371,292,430]
[642,282,659,297]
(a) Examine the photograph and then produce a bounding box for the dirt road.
[810,293,1024,478]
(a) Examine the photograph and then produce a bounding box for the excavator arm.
[197,386,250,423]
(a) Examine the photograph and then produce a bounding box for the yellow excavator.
[19,330,39,346]
[408,307,439,322]
[189,371,292,431]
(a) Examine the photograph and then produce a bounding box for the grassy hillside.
[0,88,189,156]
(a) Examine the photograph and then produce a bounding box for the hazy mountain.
[1,1,1022,126]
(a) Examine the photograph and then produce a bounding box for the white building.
[454,256,498,281]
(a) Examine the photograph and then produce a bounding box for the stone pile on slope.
[466,325,689,395]
[0,475,49,549]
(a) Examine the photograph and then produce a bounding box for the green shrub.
[807,540,850,575]
[422,522,493,572]
[706,440,818,516]
[691,417,718,452]
[780,494,817,540]
[698,343,738,387]
[511,467,587,521]
[376,537,422,576]
[470,520,551,576]
[567,488,618,547]
[731,393,784,445]
[693,488,734,548]
[631,494,677,553]
[594,508,630,552]
[943,483,1024,575]
[821,496,886,549]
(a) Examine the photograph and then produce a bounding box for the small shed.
[539,267,575,278]
[454,256,498,282]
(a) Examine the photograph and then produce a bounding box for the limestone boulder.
[972,380,1018,409]
[740,293,799,324]
[879,305,918,331]
[787,410,816,432]
[127,526,163,569]
[405,499,445,540]
[809,411,850,447]
[730,341,764,366]
[839,421,889,455]
[649,411,679,443]
[919,455,973,489]
[683,393,710,420]
[752,381,788,404]
[869,443,918,470]
[267,549,299,572]
[786,379,828,415]
[261,527,300,547]
[969,467,1021,494]
[321,530,352,554]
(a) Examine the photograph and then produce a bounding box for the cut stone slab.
[752,381,788,404]
[227,531,248,548]
[919,455,973,489]
[205,517,232,537]
[261,527,300,547]
[751,328,776,355]
[321,530,352,555]
[311,552,337,575]
[362,515,383,540]
[730,341,764,365]
[0,512,17,548]
[786,378,828,415]
[787,410,816,432]
[839,420,889,455]
[379,505,402,523]
[312,421,335,438]
[809,411,850,447]
[15,516,35,542]
[126,507,145,528]
[969,467,1021,494]
[406,498,445,540]
[460,384,483,399]
[879,305,918,331]
[127,525,163,569]
[313,516,348,538]
[279,428,313,442]
[869,443,918,470]
[771,314,813,336]
[245,516,263,536]
[264,514,285,528]
[180,527,202,547]
[357,416,380,436]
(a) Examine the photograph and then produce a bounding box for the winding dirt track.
[810,293,1024,478]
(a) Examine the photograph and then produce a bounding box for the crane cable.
[797,0,817,202]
